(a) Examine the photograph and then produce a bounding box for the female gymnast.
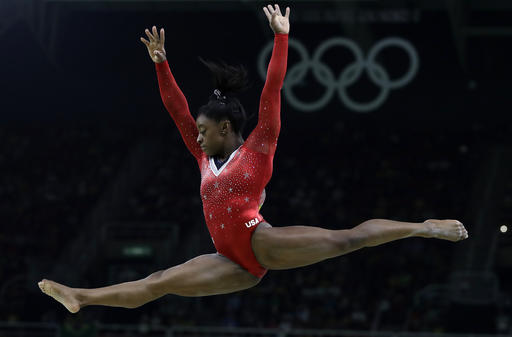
[39,4,468,314]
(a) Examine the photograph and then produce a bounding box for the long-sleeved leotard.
[155,33,288,278]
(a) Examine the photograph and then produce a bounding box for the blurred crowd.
[0,123,135,319]
[0,119,510,334]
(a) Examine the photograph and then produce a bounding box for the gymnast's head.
[196,58,250,157]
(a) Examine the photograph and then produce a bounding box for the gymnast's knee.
[330,228,367,254]
[144,267,197,297]
[143,270,168,296]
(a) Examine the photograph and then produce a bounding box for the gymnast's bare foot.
[38,279,81,313]
[423,219,468,241]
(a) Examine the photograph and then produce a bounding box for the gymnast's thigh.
[149,253,261,297]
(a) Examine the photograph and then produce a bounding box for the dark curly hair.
[197,57,251,135]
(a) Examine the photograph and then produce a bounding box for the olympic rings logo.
[258,37,419,113]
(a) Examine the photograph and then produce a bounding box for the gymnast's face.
[196,114,229,157]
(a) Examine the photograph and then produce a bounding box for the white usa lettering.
[245,217,260,228]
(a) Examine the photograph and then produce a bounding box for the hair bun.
[199,57,250,96]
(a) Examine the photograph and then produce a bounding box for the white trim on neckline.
[209,145,242,177]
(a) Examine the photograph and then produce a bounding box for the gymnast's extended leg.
[38,253,260,313]
[251,218,468,270]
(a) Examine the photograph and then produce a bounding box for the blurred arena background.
[1,0,512,336]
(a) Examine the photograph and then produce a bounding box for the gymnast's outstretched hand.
[140,25,167,63]
[263,4,290,35]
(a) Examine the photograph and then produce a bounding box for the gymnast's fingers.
[152,26,159,42]
[145,28,154,42]
[275,4,282,17]
[263,7,271,21]
[140,37,150,47]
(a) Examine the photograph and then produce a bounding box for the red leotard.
[155,34,288,278]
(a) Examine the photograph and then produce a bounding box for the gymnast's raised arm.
[140,26,203,163]
[245,5,290,156]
